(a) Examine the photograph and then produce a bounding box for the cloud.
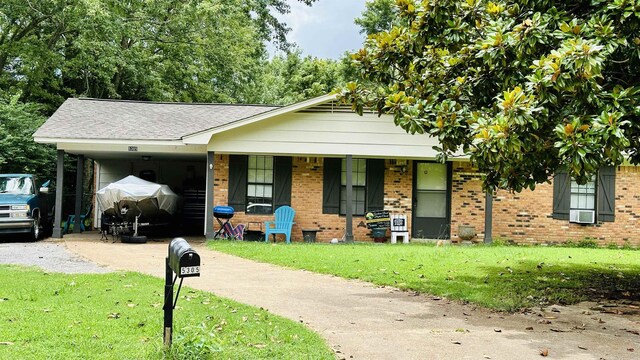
[273,0,367,59]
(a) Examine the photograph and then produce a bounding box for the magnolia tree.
[340,0,640,192]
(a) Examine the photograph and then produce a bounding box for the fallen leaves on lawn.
[0,342,14,346]
[108,313,120,319]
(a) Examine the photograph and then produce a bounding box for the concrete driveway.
[60,236,639,360]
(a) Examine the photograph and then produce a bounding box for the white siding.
[207,111,455,158]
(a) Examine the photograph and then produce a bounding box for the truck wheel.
[31,215,40,241]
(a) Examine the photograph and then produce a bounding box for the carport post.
[52,150,65,238]
[205,151,215,238]
[73,155,84,233]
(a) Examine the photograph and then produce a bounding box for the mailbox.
[164,238,201,347]
[168,238,200,277]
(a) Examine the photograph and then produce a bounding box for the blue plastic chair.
[264,206,296,244]
[63,205,92,234]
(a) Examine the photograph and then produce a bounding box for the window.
[246,156,273,214]
[570,177,595,210]
[552,167,615,222]
[340,159,366,215]
[228,155,292,214]
[322,158,385,215]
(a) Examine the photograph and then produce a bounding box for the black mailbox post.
[164,238,200,347]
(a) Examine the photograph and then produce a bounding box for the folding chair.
[222,222,245,240]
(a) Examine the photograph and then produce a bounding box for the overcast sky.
[272,0,367,59]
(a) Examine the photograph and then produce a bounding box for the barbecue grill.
[213,206,234,238]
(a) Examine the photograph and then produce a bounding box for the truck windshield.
[0,176,34,195]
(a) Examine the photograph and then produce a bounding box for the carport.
[33,98,278,238]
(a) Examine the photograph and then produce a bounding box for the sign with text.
[365,210,390,229]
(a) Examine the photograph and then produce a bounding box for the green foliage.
[340,0,640,192]
[0,266,333,360]
[0,0,320,178]
[246,51,347,105]
[0,96,56,181]
[209,241,640,311]
[355,0,399,35]
[564,238,600,248]
[0,0,319,108]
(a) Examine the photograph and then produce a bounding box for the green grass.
[0,265,334,360]
[208,241,640,312]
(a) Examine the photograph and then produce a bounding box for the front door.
[412,162,451,238]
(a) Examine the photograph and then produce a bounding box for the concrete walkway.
[63,237,639,360]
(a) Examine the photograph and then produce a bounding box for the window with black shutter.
[228,155,291,214]
[323,158,384,215]
[552,167,615,222]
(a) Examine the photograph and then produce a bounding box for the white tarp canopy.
[96,175,179,215]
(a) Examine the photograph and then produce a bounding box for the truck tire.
[31,215,40,241]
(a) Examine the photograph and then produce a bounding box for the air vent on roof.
[299,101,373,114]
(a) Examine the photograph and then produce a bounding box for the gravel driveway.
[0,240,110,274]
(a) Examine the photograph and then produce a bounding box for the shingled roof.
[34,98,280,141]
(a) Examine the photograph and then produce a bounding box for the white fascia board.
[182,93,338,145]
[40,139,206,156]
[34,137,186,146]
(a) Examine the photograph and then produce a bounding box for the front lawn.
[0,265,334,360]
[208,241,640,312]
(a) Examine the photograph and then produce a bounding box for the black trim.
[366,159,385,211]
[228,155,248,212]
[597,166,615,222]
[552,171,570,220]
[273,156,292,210]
[322,158,341,214]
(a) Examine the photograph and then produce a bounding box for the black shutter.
[552,171,570,220]
[598,166,616,222]
[366,159,385,211]
[273,156,292,210]
[228,155,248,212]
[323,158,341,214]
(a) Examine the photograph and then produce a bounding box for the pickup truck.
[0,174,51,240]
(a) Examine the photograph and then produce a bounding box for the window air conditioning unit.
[569,209,595,224]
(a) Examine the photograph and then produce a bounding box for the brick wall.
[450,161,487,242]
[212,155,413,242]
[450,162,640,246]
[213,155,640,246]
